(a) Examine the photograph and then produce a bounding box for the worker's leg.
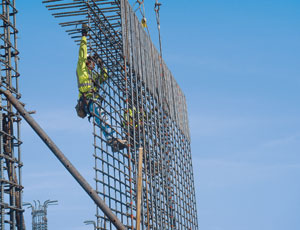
[88,100,114,139]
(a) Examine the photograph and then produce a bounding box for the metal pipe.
[0,89,126,230]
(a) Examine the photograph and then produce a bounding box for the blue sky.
[16,1,300,230]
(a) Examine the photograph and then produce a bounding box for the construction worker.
[123,95,147,148]
[75,24,107,126]
[124,106,145,129]
[75,24,127,152]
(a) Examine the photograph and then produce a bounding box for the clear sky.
[16,1,300,230]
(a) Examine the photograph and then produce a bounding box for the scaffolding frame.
[43,0,198,229]
[0,0,24,229]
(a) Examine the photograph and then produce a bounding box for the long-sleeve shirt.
[76,36,108,98]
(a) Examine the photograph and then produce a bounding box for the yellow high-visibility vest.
[124,107,147,128]
[124,107,136,127]
[76,36,108,98]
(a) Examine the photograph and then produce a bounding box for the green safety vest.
[76,36,108,98]
[124,107,146,128]
[124,107,135,127]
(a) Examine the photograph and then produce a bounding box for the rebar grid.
[43,0,198,229]
[0,0,24,230]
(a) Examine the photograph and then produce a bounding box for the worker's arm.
[94,67,109,85]
[76,36,88,76]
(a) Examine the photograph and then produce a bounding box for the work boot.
[107,138,127,152]
[117,139,128,150]
[82,23,88,36]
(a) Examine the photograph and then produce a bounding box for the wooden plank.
[136,147,144,230]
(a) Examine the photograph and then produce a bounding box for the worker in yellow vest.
[75,24,107,119]
[75,24,127,152]
[124,107,144,128]
[123,104,147,149]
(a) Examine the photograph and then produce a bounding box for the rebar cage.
[0,0,24,229]
[43,0,198,229]
[32,210,47,230]
[23,200,58,230]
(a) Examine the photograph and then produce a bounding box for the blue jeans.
[86,100,114,139]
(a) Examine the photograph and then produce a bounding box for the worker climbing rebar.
[75,24,127,152]
[123,91,148,149]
